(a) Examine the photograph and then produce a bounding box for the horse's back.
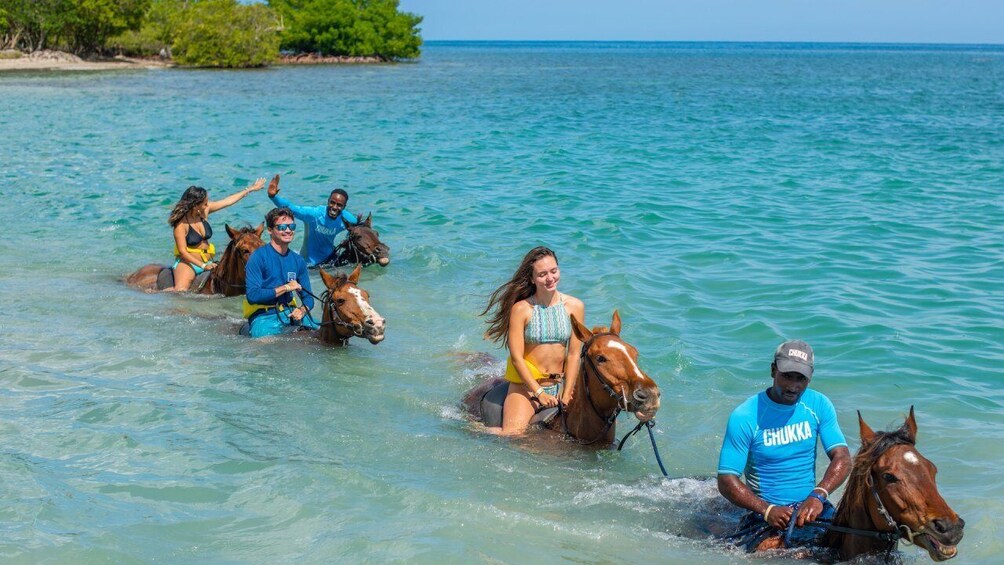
[125,263,166,289]
[125,265,212,292]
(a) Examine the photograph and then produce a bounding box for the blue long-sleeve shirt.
[244,243,314,318]
[269,194,357,266]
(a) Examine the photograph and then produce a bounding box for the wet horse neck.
[204,245,244,296]
[829,485,897,559]
[562,361,622,443]
[319,302,352,346]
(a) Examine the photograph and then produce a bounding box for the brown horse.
[315,264,386,346]
[463,311,661,445]
[126,224,264,296]
[324,214,390,268]
[820,407,964,562]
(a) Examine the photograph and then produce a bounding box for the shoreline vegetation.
[0,0,422,70]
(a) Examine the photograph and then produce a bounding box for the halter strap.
[331,228,379,266]
[559,332,628,445]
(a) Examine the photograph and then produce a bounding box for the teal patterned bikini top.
[524,293,572,345]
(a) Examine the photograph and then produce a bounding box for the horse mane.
[213,225,258,289]
[824,422,916,544]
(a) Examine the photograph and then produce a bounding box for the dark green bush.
[172,0,280,68]
[271,0,422,60]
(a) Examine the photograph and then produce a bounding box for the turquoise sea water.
[1,42,1002,563]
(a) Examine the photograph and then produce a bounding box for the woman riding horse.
[166,179,265,291]
[480,246,585,435]
[463,309,661,445]
[126,223,264,296]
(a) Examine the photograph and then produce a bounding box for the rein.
[616,420,670,477]
[777,473,918,554]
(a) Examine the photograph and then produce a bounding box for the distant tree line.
[0,0,422,67]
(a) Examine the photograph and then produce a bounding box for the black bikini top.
[185,220,213,247]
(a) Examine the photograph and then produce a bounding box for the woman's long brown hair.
[481,246,557,346]
[168,186,208,226]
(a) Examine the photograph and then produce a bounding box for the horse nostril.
[633,389,649,402]
[932,519,950,534]
[365,319,375,326]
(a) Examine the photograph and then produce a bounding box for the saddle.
[156,267,211,291]
[479,379,560,428]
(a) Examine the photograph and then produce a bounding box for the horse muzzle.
[375,244,390,266]
[630,386,661,422]
[917,517,964,561]
[363,317,386,344]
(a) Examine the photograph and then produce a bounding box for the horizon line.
[421,39,1004,48]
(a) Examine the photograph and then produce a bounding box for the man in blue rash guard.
[717,340,851,551]
[243,207,320,338]
[266,174,358,267]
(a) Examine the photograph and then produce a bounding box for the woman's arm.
[173,223,209,267]
[208,177,266,213]
[561,297,585,405]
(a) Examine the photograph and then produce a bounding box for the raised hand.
[246,177,266,193]
[267,174,281,197]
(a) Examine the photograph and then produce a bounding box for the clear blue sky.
[397,0,1004,44]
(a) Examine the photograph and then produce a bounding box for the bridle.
[800,449,925,555]
[867,472,919,545]
[561,332,631,445]
[331,227,382,266]
[313,287,369,345]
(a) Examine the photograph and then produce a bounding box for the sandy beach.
[0,50,170,72]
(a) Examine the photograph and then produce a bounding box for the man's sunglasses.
[274,223,297,232]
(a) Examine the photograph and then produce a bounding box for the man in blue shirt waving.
[717,340,851,551]
[266,174,358,267]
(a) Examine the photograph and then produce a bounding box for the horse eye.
[596,355,607,363]
[882,473,898,483]
[336,298,346,305]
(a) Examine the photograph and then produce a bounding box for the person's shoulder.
[247,245,269,262]
[805,389,840,416]
[730,392,762,418]
[511,299,533,315]
[562,294,584,311]
[802,388,833,406]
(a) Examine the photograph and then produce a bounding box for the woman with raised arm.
[481,246,585,435]
[166,178,265,291]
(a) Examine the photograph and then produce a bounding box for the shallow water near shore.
[1,42,1002,563]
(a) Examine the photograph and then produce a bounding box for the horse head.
[828,407,964,561]
[210,224,264,296]
[318,264,386,344]
[224,223,265,263]
[570,311,661,422]
[343,214,390,267]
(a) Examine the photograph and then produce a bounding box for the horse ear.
[319,267,337,289]
[610,310,622,335]
[858,410,877,448]
[348,264,362,284]
[364,213,372,227]
[571,313,592,342]
[254,223,264,237]
[226,224,238,239]
[904,405,917,443]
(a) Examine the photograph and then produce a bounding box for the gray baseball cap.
[774,339,814,378]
